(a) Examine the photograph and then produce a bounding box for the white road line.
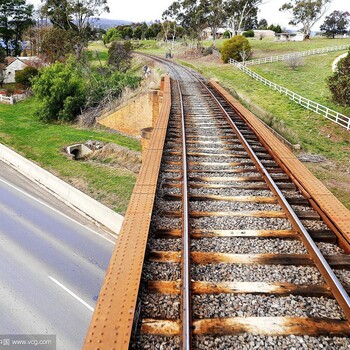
[0,177,116,244]
[48,276,95,312]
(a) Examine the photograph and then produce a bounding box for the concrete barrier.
[0,143,124,234]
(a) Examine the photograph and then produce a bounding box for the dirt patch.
[85,142,142,173]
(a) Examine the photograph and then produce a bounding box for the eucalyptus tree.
[224,0,262,36]
[164,0,207,47]
[201,0,226,44]
[41,0,109,57]
[320,10,350,38]
[280,0,333,37]
[162,2,180,49]
[0,0,34,56]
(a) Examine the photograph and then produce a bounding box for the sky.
[28,0,350,29]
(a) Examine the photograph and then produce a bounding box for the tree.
[15,66,38,88]
[0,47,5,63]
[267,24,283,33]
[224,0,262,36]
[327,50,350,106]
[320,10,350,38]
[201,0,226,44]
[0,0,34,56]
[221,34,251,63]
[132,22,148,40]
[166,0,207,45]
[258,18,268,29]
[0,47,5,87]
[40,27,74,63]
[41,0,109,57]
[280,0,332,37]
[32,58,87,122]
[103,28,122,44]
[107,41,132,72]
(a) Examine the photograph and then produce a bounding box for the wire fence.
[228,58,350,131]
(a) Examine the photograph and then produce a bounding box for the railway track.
[129,59,350,349]
[84,58,350,349]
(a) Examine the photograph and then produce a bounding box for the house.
[202,27,232,40]
[0,56,40,84]
[277,32,305,42]
[253,30,276,39]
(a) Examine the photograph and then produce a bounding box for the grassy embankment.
[0,44,143,214]
[138,37,350,209]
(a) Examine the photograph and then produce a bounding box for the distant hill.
[92,18,133,29]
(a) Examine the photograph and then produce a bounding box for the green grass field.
[0,98,141,214]
[213,37,350,58]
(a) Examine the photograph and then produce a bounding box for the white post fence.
[0,93,27,105]
[228,58,350,131]
[0,95,13,104]
[244,44,350,66]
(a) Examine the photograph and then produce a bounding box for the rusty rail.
[84,59,350,348]
[177,79,192,349]
[203,81,350,320]
[83,76,171,350]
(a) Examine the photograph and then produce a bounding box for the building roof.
[4,56,17,66]
[2,56,41,69]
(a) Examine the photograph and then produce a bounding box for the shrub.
[5,86,16,96]
[221,35,252,63]
[32,58,86,122]
[327,50,350,106]
[202,47,213,56]
[242,30,254,37]
[285,56,304,70]
[15,66,39,88]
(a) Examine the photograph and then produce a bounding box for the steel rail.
[137,53,350,332]
[197,80,350,321]
[177,79,192,350]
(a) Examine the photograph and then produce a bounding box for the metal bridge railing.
[244,44,350,66]
[229,58,350,131]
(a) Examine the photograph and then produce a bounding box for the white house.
[277,32,305,42]
[1,57,40,84]
[253,30,276,38]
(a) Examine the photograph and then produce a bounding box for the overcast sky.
[28,0,350,29]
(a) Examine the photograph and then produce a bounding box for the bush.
[108,41,133,72]
[5,86,16,96]
[221,35,252,63]
[285,56,304,70]
[327,50,350,106]
[15,66,39,88]
[32,58,86,122]
[202,47,213,56]
[242,30,254,37]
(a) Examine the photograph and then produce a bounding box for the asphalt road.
[0,161,116,349]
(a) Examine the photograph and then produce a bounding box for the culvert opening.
[70,148,80,160]
[66,144,93,160]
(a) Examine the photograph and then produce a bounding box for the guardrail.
[244,44,349,66]
[229,58,350,130]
